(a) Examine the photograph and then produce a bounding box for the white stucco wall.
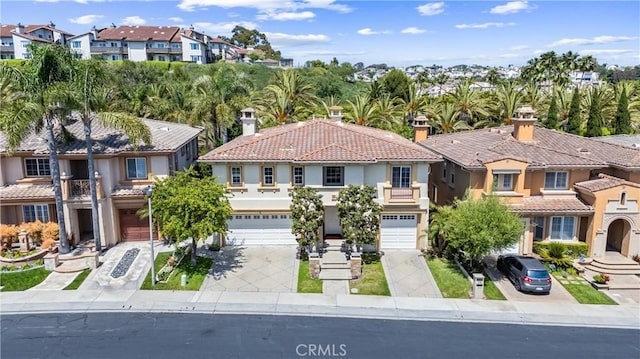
[150,156,169,179]
[69,34,92,59]
[181,37,206,63]
[127,41,147,61]
[1,157,24,185]
[12,35,30,59]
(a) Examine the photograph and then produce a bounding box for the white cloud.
[121,16,146,26]
[168,17,184,22]
[75,0,105,4]
[263,32,330,47]
[193,21,258,34]
[579,49,634,55]
[490,1,532,15]
[257,11,316,21]
[357,28,391,36]
[510,45,529,51]
[401,27,427,35]
[177,0,351,13]
[498,53,522,58]
[456,22,516,29]
[68,14,104,25]
[548,35,637,47]
[417,2,444,16]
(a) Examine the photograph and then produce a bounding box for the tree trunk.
[46,116,70,254]
[191,237,197,266]
[84,121,102,252]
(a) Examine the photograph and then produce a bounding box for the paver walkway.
[381,250,442,298]
[201,246,297,292]
[484,256,577,303]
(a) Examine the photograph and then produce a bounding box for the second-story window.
[544,171,568,190]
[262,167,274,186]
[323,166,344,186]
[72,41,81,48]
[493,174,514,191]
[230,166,242,186]
[25,158,51,177]
[126,158,147,179]
[292,166,304,186]
[190,43,200,50]
[392,166,411,188]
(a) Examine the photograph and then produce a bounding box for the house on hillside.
[1,22,73,59]
[0,118,202,248]
[419,106,640,259]
[199,107,442,250]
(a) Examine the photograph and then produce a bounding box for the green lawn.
[552,273,617,305]
[483,274,506,300]
[426,258,471,298]
[350,260,391,296]
[297,260,323,293]
[0,267,50,291]
[63,269,92,290]
[140,252,213,291]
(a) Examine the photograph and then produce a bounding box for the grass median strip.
[63,268,92,290]
[350,260,390,296]
[141,252,213,291]
[297,260,323,293]
[483,275,506,300]
[551,272,617,305]
[426,258,470,298]
[0,267,50,291]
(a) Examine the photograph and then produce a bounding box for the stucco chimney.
[240,108,257,136]
[15,23,24,34]
[328,105,343,122]
[413,114,431,142]
[512,105,536,142]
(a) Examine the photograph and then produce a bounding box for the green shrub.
[146,61,171,71]
[361,252,380,264]
[533,241,588,259]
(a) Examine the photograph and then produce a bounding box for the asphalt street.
[2,313,639,359]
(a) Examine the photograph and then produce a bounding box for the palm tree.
[76,60,152,252]
[258,69,317,125]
[345,94,376,126]
[428,102,471,134]
[493,81,524,125]
[450,80,490,125]
[399,83,428,125]
[0,44,76,253]
[371,94,402,129]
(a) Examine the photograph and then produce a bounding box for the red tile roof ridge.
[295,143,375,162]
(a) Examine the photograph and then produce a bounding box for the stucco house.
[419,106,640,260]
[199,108,442,250]
[1,22,73,60]
[0,118,202,248]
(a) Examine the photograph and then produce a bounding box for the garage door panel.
[119,209,150,242]
[380,214,417,250]
[226,214,296,246]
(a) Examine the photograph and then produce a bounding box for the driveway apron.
[382,250,442,298]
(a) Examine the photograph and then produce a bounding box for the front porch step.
[608,283,640,290]
[321,251,348,264]
[585,257,640,275]
[324,240,345,252]
[319,268,352,280]
[584,265,640,275]
[54,261,90,273]
[321,263,350,270]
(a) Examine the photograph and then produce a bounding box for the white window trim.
[262,166,275,187]
[493,173,514,191]
[544,171,569,190]
[392,166,411,188]
[126,157,147,180]
[24,158,51,177]
[550,216,576,241]
[323,166,344,186]
[230,166,242,186]
[22,204,50,223]
[292,166,304,186]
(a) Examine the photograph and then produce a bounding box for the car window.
[527,270,549,279]
[514,261,523,271]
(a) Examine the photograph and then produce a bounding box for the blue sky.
[2,1,639,67]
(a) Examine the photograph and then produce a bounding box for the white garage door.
[226,214,297,246]
[380,214,417,249]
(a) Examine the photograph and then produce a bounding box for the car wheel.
[514,280,521,291]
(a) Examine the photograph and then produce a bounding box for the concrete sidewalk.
[1,289,638,330]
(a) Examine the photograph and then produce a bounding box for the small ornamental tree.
[149,168,232,265]
[565,88,582,135]
[434,193,523,268]
[289,187,324,257]
[336,185,382,250]
[544,97,559,129]
[585,90,604,137]
[614,88,633,135]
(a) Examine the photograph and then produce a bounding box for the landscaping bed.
[349,259,390,296]
[427,257,505,300]
[297,260,322,294]
[140,252,213,291]
[0,267,50,291]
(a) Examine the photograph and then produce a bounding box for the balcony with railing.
[70,179,91,197]
[61,173,104,200]
[382,184,421,204]
[90,46,124,54]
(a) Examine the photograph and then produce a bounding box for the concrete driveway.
[484,256,577,303]
[201,246,298,292]
[381,250,442,298]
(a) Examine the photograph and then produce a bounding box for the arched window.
[620,192,627,206]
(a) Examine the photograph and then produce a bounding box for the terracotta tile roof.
[0,184,54,200]
[111,185,146,197]
[510,196,593,214]
[574,174,640,193]
[97,25,180,42]
[11,32,51,43]
[0,118,202,155]
[200,119,441,163]
[420,126,640,169]
[0,24,72,38]
[594,134,640,148]
[0,24,16,37]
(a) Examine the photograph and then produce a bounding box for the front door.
[606,219,631,256]
[324,206,342,236]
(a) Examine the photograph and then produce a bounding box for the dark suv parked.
[497,255,552,294]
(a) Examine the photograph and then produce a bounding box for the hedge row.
[533,241,589,258]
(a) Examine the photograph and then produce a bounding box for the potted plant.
[593,273,610,284]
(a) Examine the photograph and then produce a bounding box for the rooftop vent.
[159,127,169,132]
[451,140,460,144]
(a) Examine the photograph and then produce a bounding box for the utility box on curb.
[472,273,485,299]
